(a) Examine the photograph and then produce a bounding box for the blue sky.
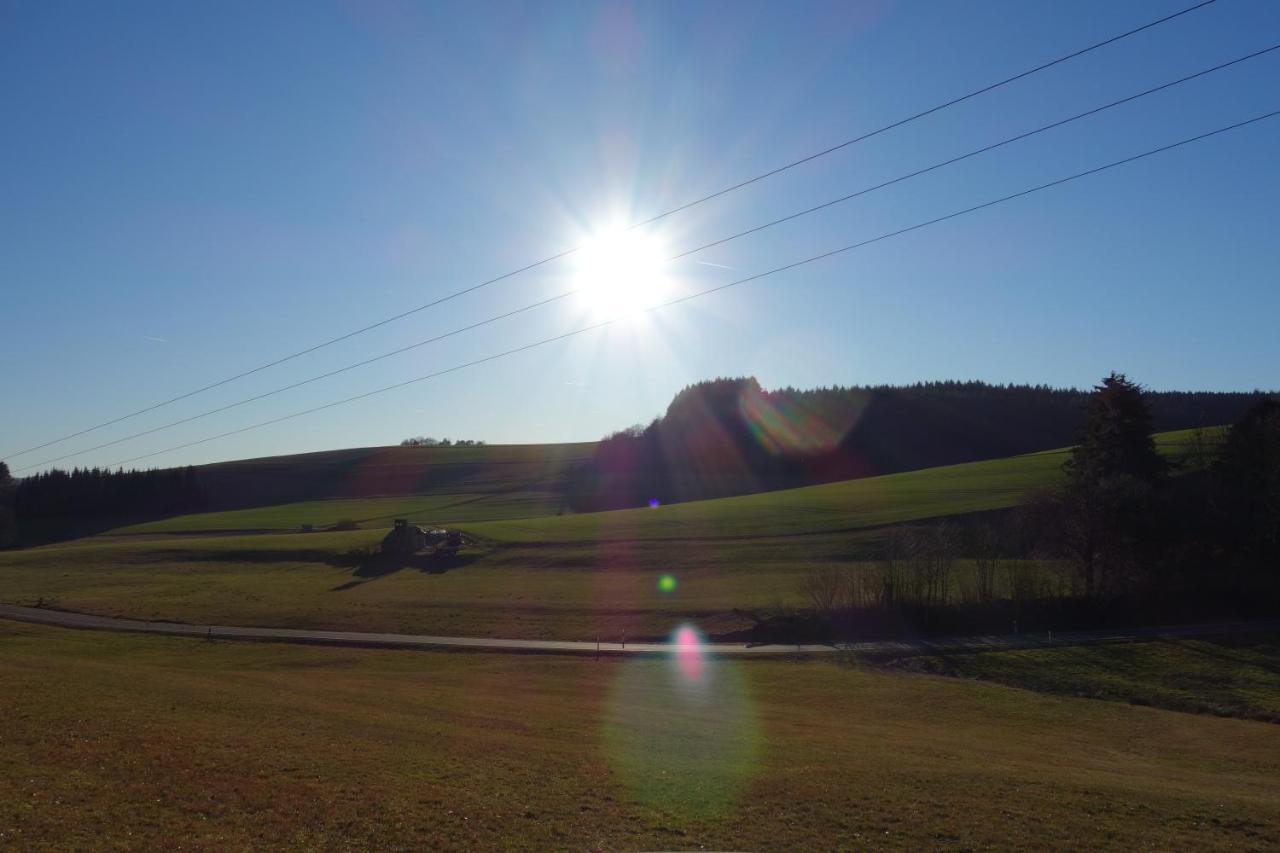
[3,0,1278,473]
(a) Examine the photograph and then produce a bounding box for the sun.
[572,228,673,319]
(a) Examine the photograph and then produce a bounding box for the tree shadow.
[329,549,479,591]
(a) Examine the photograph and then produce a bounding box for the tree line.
[9,465,206,523]
[1025,374,1278,602]
[790,375,1279,639]
[0,462,14,546]
[567,377,1266,511]
[399,436,485,447]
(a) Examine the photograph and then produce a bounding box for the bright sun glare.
[573,229,673,319]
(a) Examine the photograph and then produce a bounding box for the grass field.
[471,428,1216,542]
[0,428,1212,641]
[112,441,593,535]
[889,634,1280,722]
[200,441,594,500]
[112,490,569,535]
[0,527,891,639]
[104,428,1215,539]
[2,621,1277,850]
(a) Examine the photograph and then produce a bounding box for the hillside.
[567,378,1263,510]
[196,441,594,508]
[107,427,1211,542]
[473,427,1214,542]
[0,427,1226,642]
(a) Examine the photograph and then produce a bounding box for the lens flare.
[674,624,704,680]
[658,573,677,594]
[648,497,660,508]
[602,626,760,819]
[737,383,866,455]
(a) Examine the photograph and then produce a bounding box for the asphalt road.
[1,603,1275,657]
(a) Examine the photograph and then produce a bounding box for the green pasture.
[104,427,1217,540]
[0,528,876,639]
[0,428,1218,640]
[472,428,1217,542]
[112,490,568,535]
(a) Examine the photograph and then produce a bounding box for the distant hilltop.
[565,377,1271,510]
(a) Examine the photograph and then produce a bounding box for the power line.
[2,0,1221,461]
[665,42,1280,263]
[14,42,1277,474]
[91,109,1279,472]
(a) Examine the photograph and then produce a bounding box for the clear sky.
[3,0,1278,473]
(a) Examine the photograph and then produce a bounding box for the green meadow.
[0,429,1216,640]
[103,428,1212,539]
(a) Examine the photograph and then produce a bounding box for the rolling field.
[105,428,1214,539]
[135,441,595,533]
[0,428,1212,640]
[470,428,1215,542]
[2,621,1278,850]
[199,441,594,501]
[0,527,888,639]
[111,490,569,535]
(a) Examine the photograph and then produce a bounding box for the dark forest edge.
[0,377,1274,557]
[0,465,206,547]
[751,375,1280,644]
[564,378,1266,511]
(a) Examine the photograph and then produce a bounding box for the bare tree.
[847,563,885,609]
[801,565,846,618]
[963,522,1000,605]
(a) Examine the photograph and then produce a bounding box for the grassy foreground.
[2,620,1278,850]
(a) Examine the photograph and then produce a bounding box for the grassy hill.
[0,428,1220,641]
[473,428,1215,542]
[112,490,568,535]
[195,441,594,508]
[108,427,1216,539]
[98,442,591,534]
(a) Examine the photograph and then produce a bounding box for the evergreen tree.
[1065,372,1169,488]
[1213,397,1280,573]
[0,461,14,546]
[1053,373,1168,597]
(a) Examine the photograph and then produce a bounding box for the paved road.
[2,603,1275,658]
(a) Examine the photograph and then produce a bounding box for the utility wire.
[2,0,1221,461]
[91,109,1279,471]
[14,42,1274,474]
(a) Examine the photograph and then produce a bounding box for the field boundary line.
[1,603,1275,658]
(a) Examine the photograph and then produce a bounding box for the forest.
[566,377,1267,510]
[9,465,206,526]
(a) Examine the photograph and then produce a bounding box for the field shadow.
[161,545,478,591]
[329,550,479,591]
